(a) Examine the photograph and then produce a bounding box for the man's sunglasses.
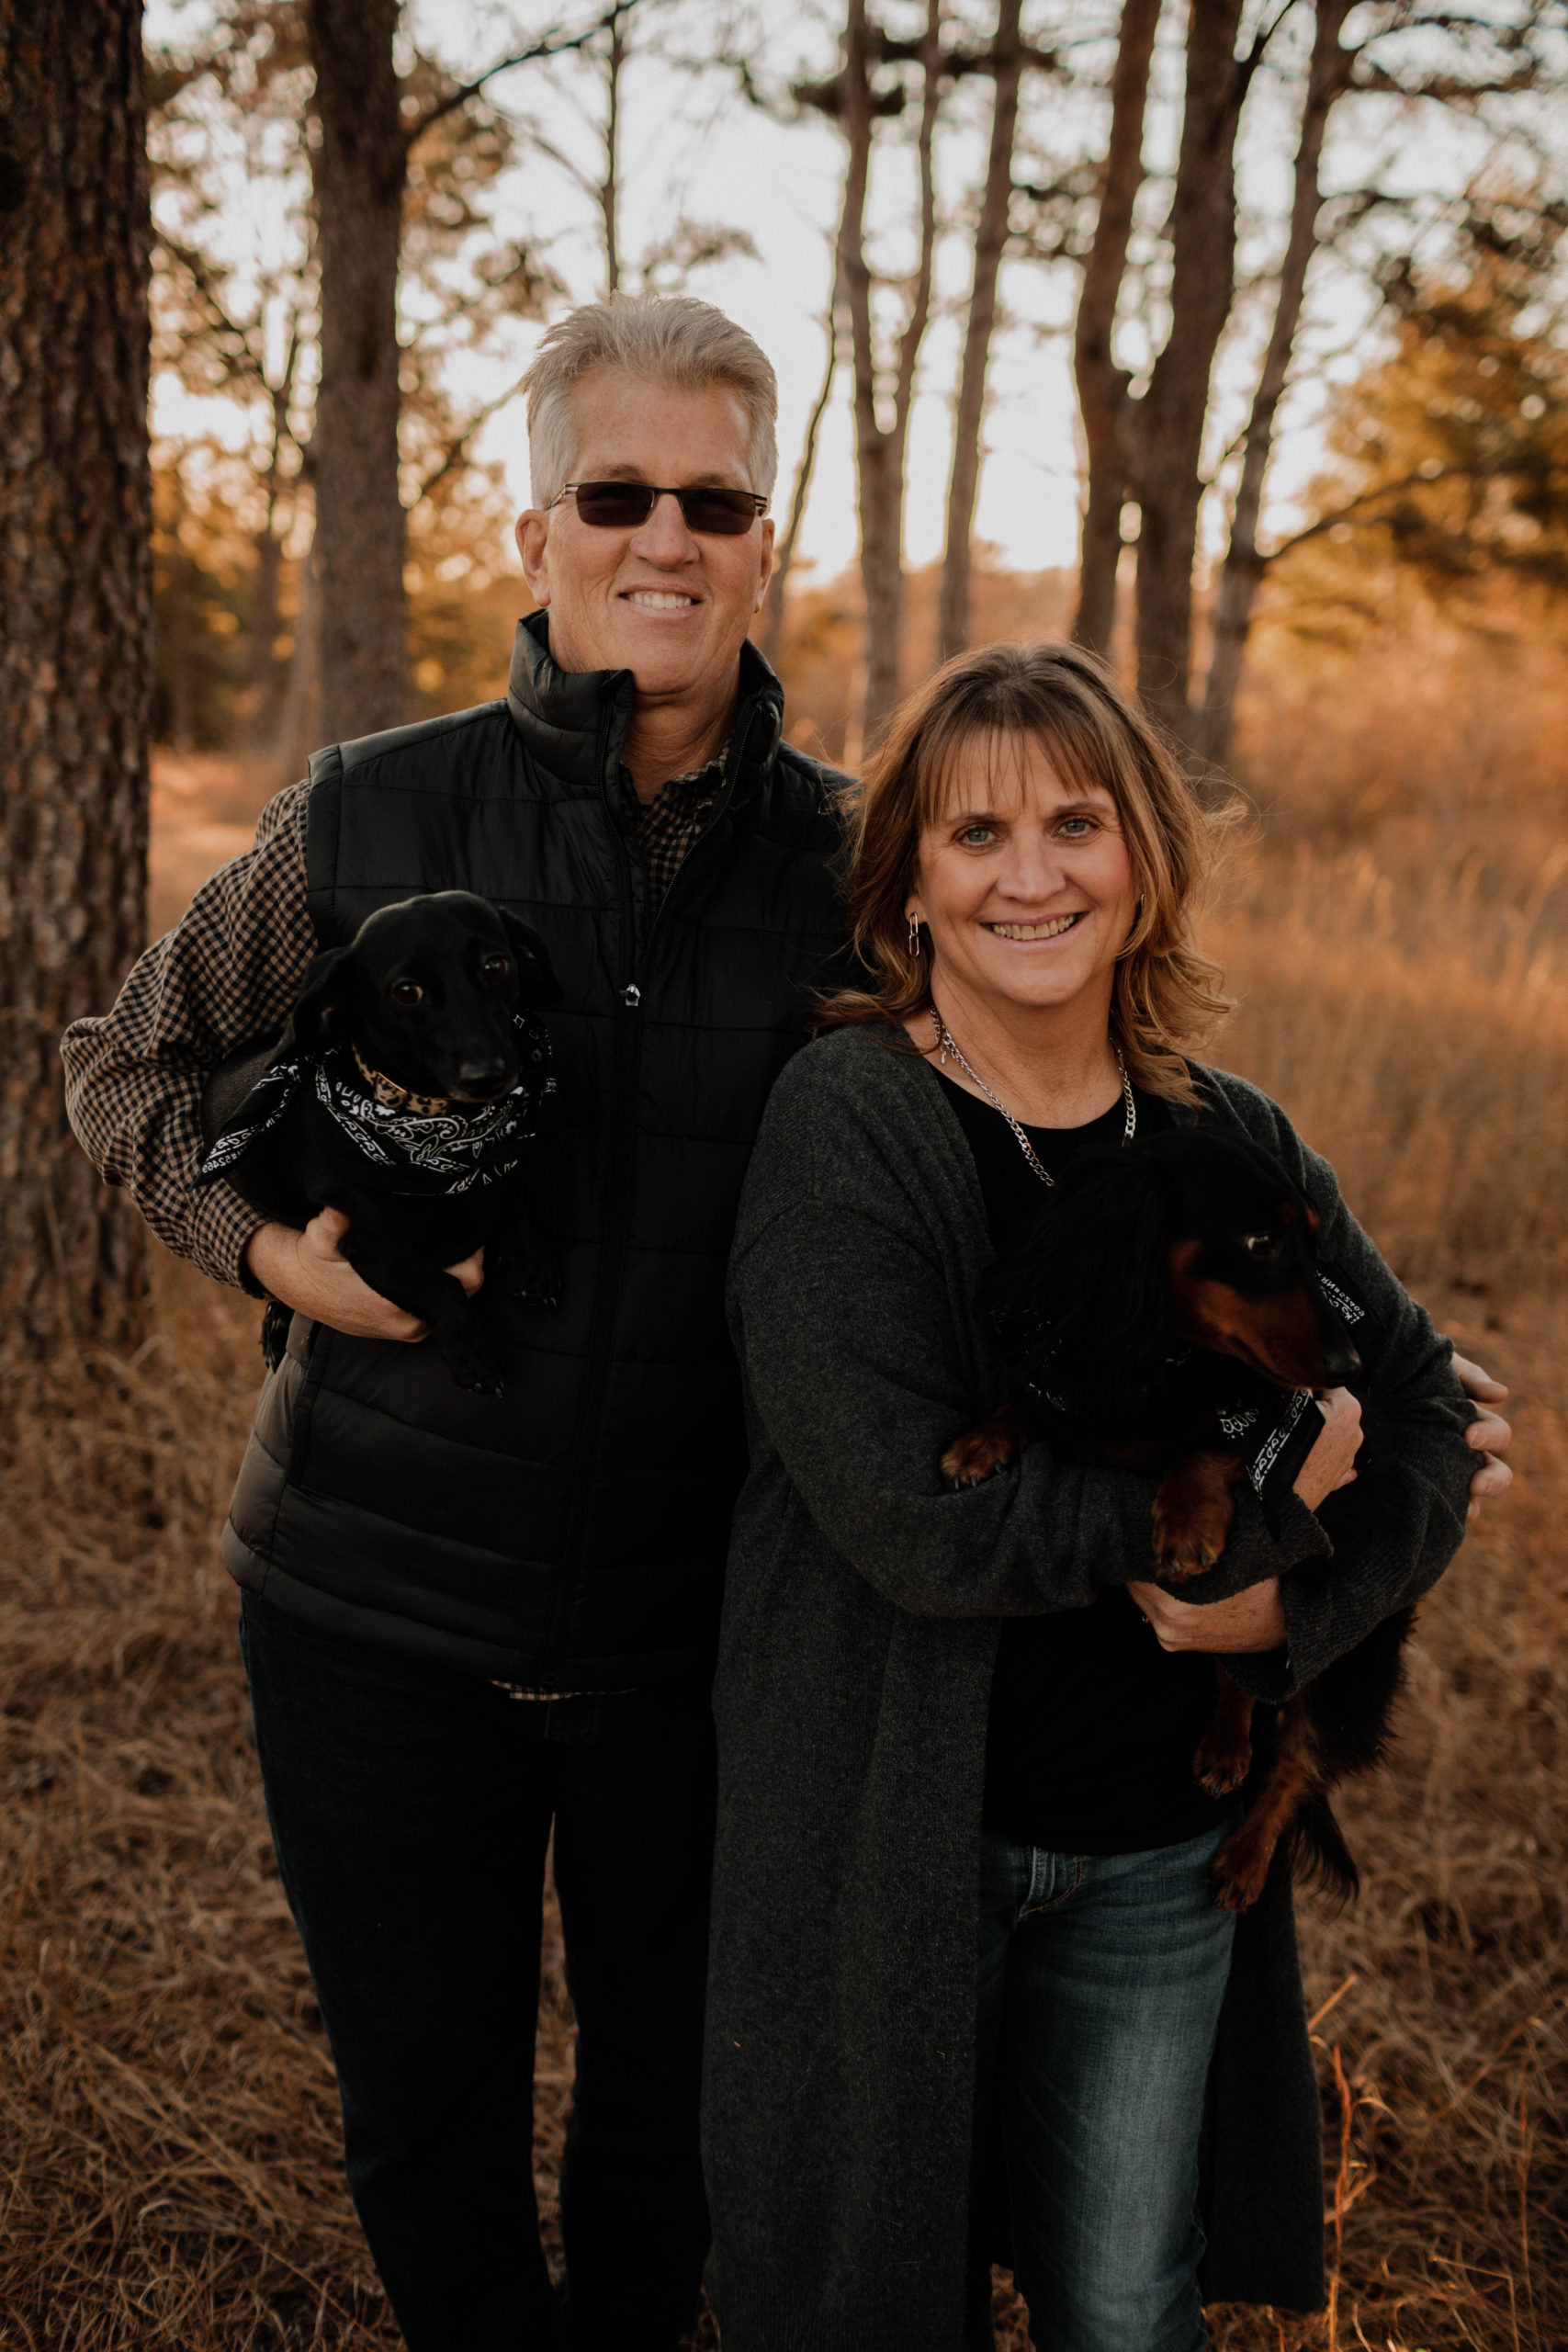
[549,481,768,537]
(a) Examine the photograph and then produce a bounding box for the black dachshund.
[199,891,559,1396]
[942,1126,1411,1912]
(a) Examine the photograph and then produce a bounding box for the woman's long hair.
[816,640,1234,1103]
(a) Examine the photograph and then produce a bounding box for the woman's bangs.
[919,714,1069,830]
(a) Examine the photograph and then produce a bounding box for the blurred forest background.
[3,0,1568,2346]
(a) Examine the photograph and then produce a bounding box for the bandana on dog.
[197,1009,556,1197]
[1217,1262,1370,1524]
[1012,1261,1370,1534]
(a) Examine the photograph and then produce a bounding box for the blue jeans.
[969,1819,1237,2352]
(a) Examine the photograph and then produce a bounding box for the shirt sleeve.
[60,781,316,1291]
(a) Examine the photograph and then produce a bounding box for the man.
[63,294,848,2352]
[63,290,1511,2349]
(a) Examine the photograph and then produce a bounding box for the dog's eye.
[1241,1233,1279,1256]
[479,954,511,985]
[389,978,424,1007]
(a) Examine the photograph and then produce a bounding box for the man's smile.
[623,588,701,610]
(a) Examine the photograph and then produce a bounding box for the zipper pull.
[620,983,642,1009]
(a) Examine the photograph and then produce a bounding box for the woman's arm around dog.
[728,1033,1336,1621]
[1170,1069,1478,1701]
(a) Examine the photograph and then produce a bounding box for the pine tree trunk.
[1197,0,1350,767]
[0,0,152,1356]
[937,0,1023,665]
[1070,0,1160,655]
[760,293,839,670]
[841,0,942,748]
[307,0,408,746]
[1131,0,1247,742]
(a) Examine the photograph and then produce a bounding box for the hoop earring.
[907,911,921,959]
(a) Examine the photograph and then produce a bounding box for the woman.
[702,643,1480,2352]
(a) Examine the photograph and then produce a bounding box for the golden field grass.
[1,752,1564,2346]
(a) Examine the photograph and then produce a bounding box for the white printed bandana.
[197,1010,556,1198]
[1217,1263,1370,1517]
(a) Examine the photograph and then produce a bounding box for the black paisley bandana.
[1218,1262,1371,1524]
[197,1010,556,1197]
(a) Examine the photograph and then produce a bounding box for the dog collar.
[351,1041,451,1116]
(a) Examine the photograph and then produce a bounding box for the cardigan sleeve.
[1198,1076,1474,1701]
[729,1175,1331,1624]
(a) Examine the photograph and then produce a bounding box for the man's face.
[515,373,775,697]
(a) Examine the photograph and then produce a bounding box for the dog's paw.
[1150,1511,1226,1581]
[447,1355,506,1396]
[1151,1486,1234,1581]
[499,1258,562,1311]
[1207,1826,1272,1913]
[1191,1728,1252,1799]
[941,1424,1016,1490]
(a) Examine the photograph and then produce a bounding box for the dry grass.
[2,790,1564,2346]
[0,1278,579,2348]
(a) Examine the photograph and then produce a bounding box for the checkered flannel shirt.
[60,752,729,1295]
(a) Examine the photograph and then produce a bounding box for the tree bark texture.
[1197,0,1351,766]
[0,0,153,1356]
[1130,0,1247,739]
[1070,0,1159,655]
[840,0,941,749]
[937,0,1023,664]
[761,288,839,670]
[307,0,408,745]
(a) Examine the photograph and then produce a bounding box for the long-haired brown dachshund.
[942,1126,1412,1913]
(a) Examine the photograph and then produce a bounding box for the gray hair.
[522,292,779,509]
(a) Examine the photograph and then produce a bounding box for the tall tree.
[0,0,153,1353]
[1070,0,1557,751]
[1119,0,1257,738]
[1069,0,1276,730]
[306,0,409,746]
[1197,0,1352,764]
[1070,0,1159,658]
[936,0,1024,662]
[838,0,942,746]
[760,285,840,669]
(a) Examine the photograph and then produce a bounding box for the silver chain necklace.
[931,1007,1135,1187]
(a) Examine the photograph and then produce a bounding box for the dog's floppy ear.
[499,911,562,1009]
[283,944,355,1053]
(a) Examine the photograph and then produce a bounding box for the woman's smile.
[985,912,1085,942]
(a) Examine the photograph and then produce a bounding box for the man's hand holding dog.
[246,1208,485,1342]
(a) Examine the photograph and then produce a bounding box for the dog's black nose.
[1321,1335,1361,1384]
[458,1057,512,1095]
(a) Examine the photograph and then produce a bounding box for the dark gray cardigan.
[703,1024,1473,2352]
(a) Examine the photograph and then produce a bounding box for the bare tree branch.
[402,0,645,149]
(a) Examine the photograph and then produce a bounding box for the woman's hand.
[245,1208,485,1341]
[1451,1351,1513,1523]
[1126,1577,1286,1655]
[1293,1385,1362,1511]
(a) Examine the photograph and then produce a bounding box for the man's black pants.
[239,1589,715,2352]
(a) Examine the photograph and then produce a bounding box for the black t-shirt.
[936,1069,1235,1855]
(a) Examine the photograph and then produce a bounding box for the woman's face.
[907,731,1138,1022]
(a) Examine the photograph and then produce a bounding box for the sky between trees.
[146,0,1567,585]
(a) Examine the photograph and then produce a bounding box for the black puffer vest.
[220,616,850,1685]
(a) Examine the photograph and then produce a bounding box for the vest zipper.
[542,696,772,1680]
[543,717,646,1680]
